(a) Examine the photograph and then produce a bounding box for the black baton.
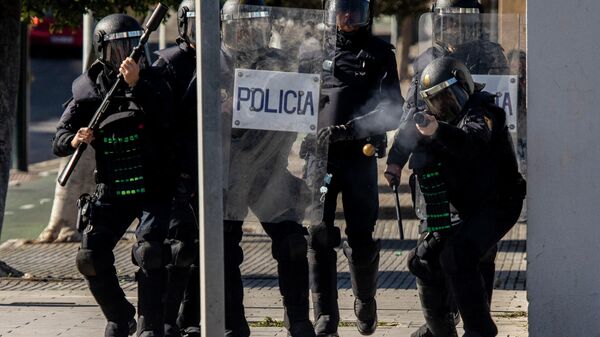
[391,180,404,240]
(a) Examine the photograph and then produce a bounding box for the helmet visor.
[221,10,271,51]
[433,12,481,46]
[103,30,142,70]
[325,0,370,29]
[421,82,468,122]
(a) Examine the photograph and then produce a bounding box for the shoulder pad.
[72,63,102,103]
[154,45,186,64]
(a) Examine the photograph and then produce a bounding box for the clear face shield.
[420,78,469,123]
[324,0,369,32]
[432,9,482,47]
[221,8,271,52]
[102,30,144,73]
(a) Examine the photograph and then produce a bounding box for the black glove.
[317,124,354,145]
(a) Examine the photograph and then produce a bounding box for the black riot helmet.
[323,0,371,32]
[178,0,196,46]
[93,14,144,75]
[431,0,483,46]
[419,56,481,122]
[221,0,271,52]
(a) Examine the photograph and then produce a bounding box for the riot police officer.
[385,56,525,337]
[220,1,316,336]
[386,1,511,335]
[308,0,404,335]
[53,14,175,337]
[152,1,200,336]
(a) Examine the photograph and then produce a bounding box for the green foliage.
[21,0,181,27]
[375,0,430,19]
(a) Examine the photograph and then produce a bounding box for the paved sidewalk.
[0,160,528,336]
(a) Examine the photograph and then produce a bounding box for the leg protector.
[479,245,498,305]
[136,268,167,336]
[308,224,341,335]
[169,239,198,268]
[439,240,497,337]
[177,264,200,332]
[224,224,250,337]
[415,277,459,337]
[76,248,115,277]
[342,240,380,335]
[163,265,189,337]
[78,248,135,327]
[133,241,169,337]
[87,271,137,328]
[272,231,315,337]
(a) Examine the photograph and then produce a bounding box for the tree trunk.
[0,0,23,275]
[0,0,22,238]
[398,15,415,81]
[37,150,96,243]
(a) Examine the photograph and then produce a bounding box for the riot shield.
[220,5,335,226]
[417,12,522,134]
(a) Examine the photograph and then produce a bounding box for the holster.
[76,193,94,232]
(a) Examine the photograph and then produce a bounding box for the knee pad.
[407,248,438,281]
[75,248,114,277]
[272,232,308,263]
[132,241,169,271]
[342,239,380,267]
[169,239,198,268]
[308,223,341,250]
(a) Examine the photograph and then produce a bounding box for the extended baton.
[57,3,169,186]
[390,177,404,240]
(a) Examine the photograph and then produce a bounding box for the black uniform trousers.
[164,193,200,335]
[79,194,170,327]
[308,148,380,332]
[438,198,523,337]
[224,219,310,335]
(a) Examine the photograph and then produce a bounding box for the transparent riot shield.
[220,5,335,226]
[414,12,523,220]
[417,12,522,133]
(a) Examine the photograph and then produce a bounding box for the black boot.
[412,277,459,337]
[181,326,200,337]
[224,225,250,337]
[224,316,250,337]
[164,265,190,337]
[342,241,379,336]
[106,318,137,337]
[137,268,167,337]
[445,270,497,337]
[270,229,315,337]
[177,265,200,333]
[284,305,316,337]
[308,245,339,336]
[86,270,137,337]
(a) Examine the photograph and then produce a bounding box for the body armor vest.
[95,97,146,199]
